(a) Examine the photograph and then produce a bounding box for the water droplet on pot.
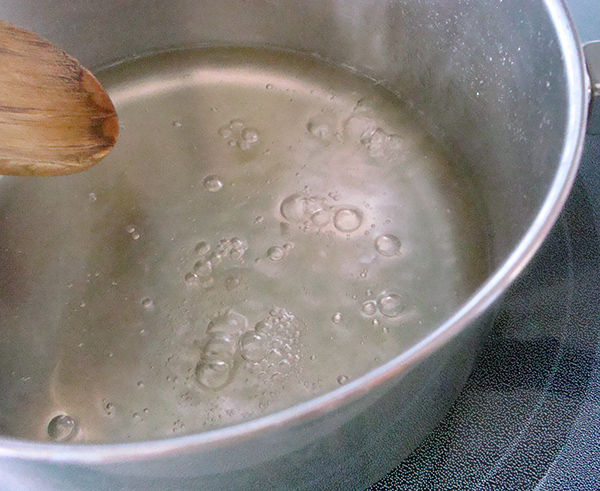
[47,414,77,442]
[337,375,349,385]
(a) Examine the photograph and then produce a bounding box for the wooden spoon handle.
[0,20,118,176]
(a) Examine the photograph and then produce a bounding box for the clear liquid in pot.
[0,47,489,443]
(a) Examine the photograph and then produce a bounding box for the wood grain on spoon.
[0,20,118,176]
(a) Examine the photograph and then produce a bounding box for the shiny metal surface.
[584,41,600,134]
[0,0,588,489]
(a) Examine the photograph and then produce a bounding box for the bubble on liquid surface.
[194,259,213,277]
[280,194,329,227]
[205,253,221,269]
[203,335,238,358]
[254,320,272,333]
[361,300,377,316]
[215,237,247,262]
[224,275,241,291]
[229,248,244,261]
[280,194,308,222]
[184,272,199,285]
[239,331,269,363]
[204,175,223,192]
[218,120,259,150]
[218,125,233,138]
[217,239,232,255]
[195,358,232,389]
[333,207,363,232]
[103,401,115,417]
[88,192,97,202]
[360,127,391,157]
[241,128,259,143]
[47,414,77,442]
[307,122,331,141]
[251,308,301,376]
[267,246,286,261]
[195,241,211,256]
[207,310,249,336]
[310,208,331,227]
[331,312,343,324]
[344,115,379,143]
[377,293,404,317]
[375,234,402,257]
[231,237,244,249]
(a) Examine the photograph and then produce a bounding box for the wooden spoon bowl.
[0,20,118,176]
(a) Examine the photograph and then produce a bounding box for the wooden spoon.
[0,20,118,176]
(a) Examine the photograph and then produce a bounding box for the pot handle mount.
[585,41,600,135]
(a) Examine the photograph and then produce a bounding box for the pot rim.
[0,0,589,464]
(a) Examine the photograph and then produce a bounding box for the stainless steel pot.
[0,1,594,489]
